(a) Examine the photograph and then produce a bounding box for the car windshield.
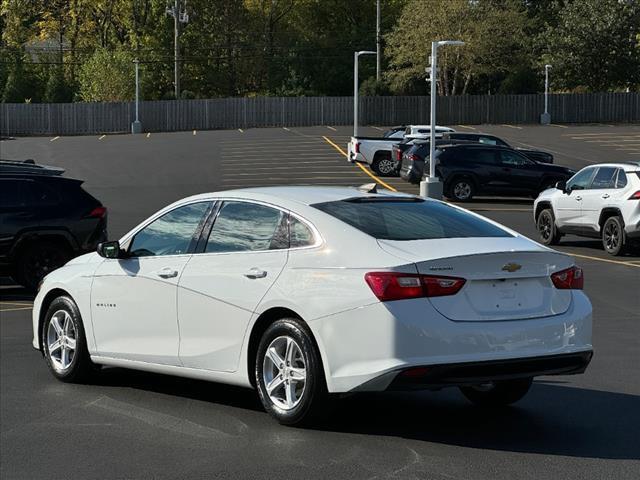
[312,198,512,240]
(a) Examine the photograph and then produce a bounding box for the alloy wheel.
[46,310,77,373]
[604,222,620,251]
[262,336,307,410]
[377,158,396,175]
[538,212,552,240]
[454,182,471,200]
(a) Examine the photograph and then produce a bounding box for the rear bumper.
[385,351,592,390]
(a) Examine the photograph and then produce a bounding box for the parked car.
[391,133,554,177]
[347,125,456,176]
[34,186,592,426]
[534,162,640,255]
[399,143,575,201]
[0,160,107,289]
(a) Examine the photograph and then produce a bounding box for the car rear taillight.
[409,154,420,162]
[87,206,107,219]
[551,266,583,290]
[628,190,640,200]
[364,272,466,301]
[354,142,360,154]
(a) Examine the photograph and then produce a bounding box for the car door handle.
[602,193,610,199]
[244,268,267,279]
[575,196,582,201]
[157,267,178,279]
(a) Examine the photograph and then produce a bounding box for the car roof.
[180,185,417,208]
[0,159,65,176]
[579,161,640,172]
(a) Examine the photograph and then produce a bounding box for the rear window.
[312,199,512,240]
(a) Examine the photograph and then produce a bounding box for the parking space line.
[192,130,197,135]
[0,306,33,312]
[322,136,398,192]
[50,136,59,142]
[501,124,522,130]
[238,128,244,133]
[326,126,337,131]
[371,126,384,131]
[458,125,476,130]
[550,124,568,128]
[283,127,290,131]
[98,134,106,140]
[566,252,640,268]
[0,302,33,306]
[146,132,151,138]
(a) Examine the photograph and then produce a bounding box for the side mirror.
[97,241,122,259]
[555,180,568,193]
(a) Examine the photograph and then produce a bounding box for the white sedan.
[33,186,593,425]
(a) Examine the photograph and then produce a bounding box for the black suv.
[399,144,575,202]
[0,160,107,289]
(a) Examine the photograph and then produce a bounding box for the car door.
[554,167,596,227]
[0,178,36,260]
[91,201,212,365]
[454,148,500,192]
[579,166,618,231]
[177,200,289,372]
[497,150,539,193]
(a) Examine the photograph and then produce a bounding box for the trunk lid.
[378,237,573,321]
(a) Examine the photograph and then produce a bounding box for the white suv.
[534,162,640,255]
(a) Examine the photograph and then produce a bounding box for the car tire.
[42,296,96,383]
[447,177,475,202]
[14,241,71,291]
[371,153,397,177]
[537,208,561,245]
[602,216,626,256]
[460,378,533,407]
[256,318,331,426]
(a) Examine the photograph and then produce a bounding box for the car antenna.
[357,183,378,194]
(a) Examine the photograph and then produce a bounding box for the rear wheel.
[460,378,533,407]
[256,318,331,425]
[602,216,625,256]
[14,241,71,290]
[371,153,397,177]
[447,177,475,202]
[537,209,561,245]
[42,296,95,383]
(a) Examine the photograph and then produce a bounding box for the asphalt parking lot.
[1,124,639,479]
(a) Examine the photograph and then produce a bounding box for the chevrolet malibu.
[33,186,593,425]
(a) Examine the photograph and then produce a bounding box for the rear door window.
[590,167,617,189]
[462,148,498,165]
[312,199,512,240]
[0,179,31,208]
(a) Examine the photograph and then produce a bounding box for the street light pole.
[353,50,377,137]
[131,59,142,134]
[421,40,465,199]
[541,64,552,124]
[376,0,381,81]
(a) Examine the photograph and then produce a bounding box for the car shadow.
[89,368,639,461]
[559,240,640,259]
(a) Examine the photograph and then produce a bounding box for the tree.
[44,67,70,102]
[2,59,28,102]
[543,0,640,92]
[78,48,135,101]
[385,0,531,95]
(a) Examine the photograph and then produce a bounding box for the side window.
[205,201,286,253]
[129,202,211,257]
[567,168,595,191]
[478,136,499,145]
[27,181,61,206]
[0,179,30,208]
[615,170,628,188]
[466,149,498,165]
[500,150,530,167]
[590,167,617,189]
[289,216,315,248]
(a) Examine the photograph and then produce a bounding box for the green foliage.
[543,0,640,92]
[78,48,135,101]
[2,60,28,102]
[359,77,391,96]
[44,68,71,102]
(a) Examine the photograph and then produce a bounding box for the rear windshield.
[312,199,513,240]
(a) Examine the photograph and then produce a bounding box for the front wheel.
[42,296,95,383]
[460,378,533,407]
[447,178,475,202]
[256,318,331,425]
[602,216,626,256]
[537,209,561,245]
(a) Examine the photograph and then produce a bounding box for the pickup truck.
[347,125,456,176]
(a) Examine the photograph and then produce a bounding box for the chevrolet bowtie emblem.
[502,263,522,273]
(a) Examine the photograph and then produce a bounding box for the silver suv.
[534,162,640,255]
